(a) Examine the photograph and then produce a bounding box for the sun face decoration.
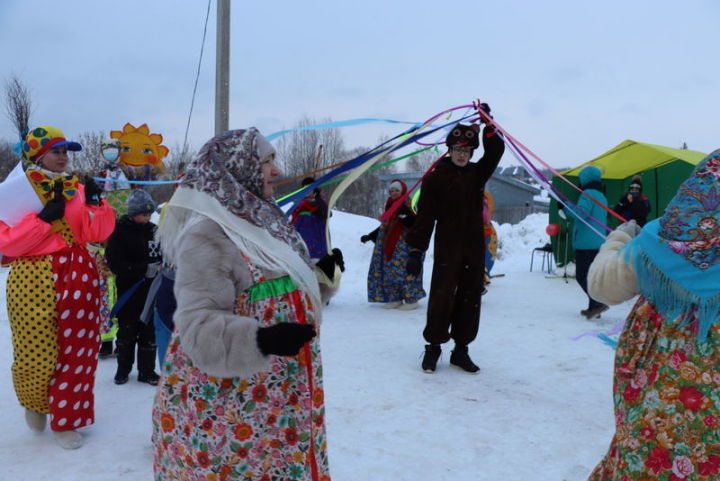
[110,122,169,179]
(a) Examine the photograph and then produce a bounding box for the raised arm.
[475,125,505,185]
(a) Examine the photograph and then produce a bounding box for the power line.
[184,0,213,148]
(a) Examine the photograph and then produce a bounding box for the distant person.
[105,189,162,386]
[562,165,609,319]
[361,179,426,310]
[0,126,115,449]
[613,175,650,226]
[482,191,498,293]
[586,149,720,481]
[291,176,329,260]
[405,104,505,374]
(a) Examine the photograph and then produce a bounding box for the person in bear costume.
[405,104,504,374]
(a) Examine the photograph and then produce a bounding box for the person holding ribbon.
[585,149,720,480]
[0,126,115,449]
[151,128,330,481]
[404,106,505,374]
[362,179,425,310]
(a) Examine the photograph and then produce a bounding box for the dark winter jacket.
[614,194,650,226]
[405,125,505,266]
[106,215,162,320]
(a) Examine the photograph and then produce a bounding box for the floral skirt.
[152,267,330,481]
[367,236,426,304]
[589,297,720,480]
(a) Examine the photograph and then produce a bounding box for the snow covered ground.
[0,210,636,481]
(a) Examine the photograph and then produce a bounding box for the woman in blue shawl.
[586,150,720,480]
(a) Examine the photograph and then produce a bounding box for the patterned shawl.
[158,128,320,310]
[623,149,720,339]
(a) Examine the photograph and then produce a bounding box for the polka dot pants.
[7,255,57,414]
[7,245,102,431]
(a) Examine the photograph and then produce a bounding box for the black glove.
[256,323,316,356]
[38,180,65,223]
[331,248,345,272]
[360,228,379,244]
[84,176,103,205]
[406,249,423,277]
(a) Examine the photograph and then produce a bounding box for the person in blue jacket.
[562,165,609,319]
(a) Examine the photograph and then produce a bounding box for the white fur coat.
[587,230,638,305]
[172,217,287,378]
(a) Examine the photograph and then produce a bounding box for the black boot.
[99,341,115,359]
[421,344,442,373]
[114,338,134,385]
[450,345,480,373]
[137,345,159,385]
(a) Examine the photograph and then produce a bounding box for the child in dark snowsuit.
[106,189,162,385]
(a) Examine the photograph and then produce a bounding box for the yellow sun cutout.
[110,122,169,176]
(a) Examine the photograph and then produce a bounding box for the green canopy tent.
[548,140,707,266]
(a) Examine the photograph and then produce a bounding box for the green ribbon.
[246,276,297,302]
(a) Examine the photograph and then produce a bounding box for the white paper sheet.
[0,162,43,226]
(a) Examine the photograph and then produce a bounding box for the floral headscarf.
[159,128,320,310]
[624,149,720,339]
[181,128,311,265]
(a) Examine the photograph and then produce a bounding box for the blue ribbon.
[92,177,181,185]
[265,118,423,141]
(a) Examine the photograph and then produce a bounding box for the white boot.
[24,409,47,432]
[398,302,418,311]
[383,301,403,309]
[53,430,83,449]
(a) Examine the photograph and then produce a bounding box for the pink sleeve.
[76,201,117,243]
[0,213,54,257]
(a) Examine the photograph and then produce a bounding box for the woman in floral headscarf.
[585,149,720,480]
[152,128,330,481]
[361,179,426,310]
[0,126,115,449]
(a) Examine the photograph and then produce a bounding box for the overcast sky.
[1,0,718,168]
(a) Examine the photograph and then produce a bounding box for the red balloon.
[546,223,560,236]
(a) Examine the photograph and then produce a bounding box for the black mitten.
[315,254,336,281]
[331,248,345,272]
[83,176,103,205]
[406,249,423,276]
[360,228,379,244]
[38,180,65,223]
[256,323,316,356]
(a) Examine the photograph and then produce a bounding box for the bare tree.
[4,75,33,141]
[69,130,105,175]
[333,145,396,218]
[0,139,21,181]
[275,116,344,182]
[406,146,441,173]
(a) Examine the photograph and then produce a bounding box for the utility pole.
[215,0,230,134]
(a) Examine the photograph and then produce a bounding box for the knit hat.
[578,165,602,186]
[127,189,156,216]
[629,175,642,191]
[22,126,82,162]
[445,123,480,149]
[101,138,120,151]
